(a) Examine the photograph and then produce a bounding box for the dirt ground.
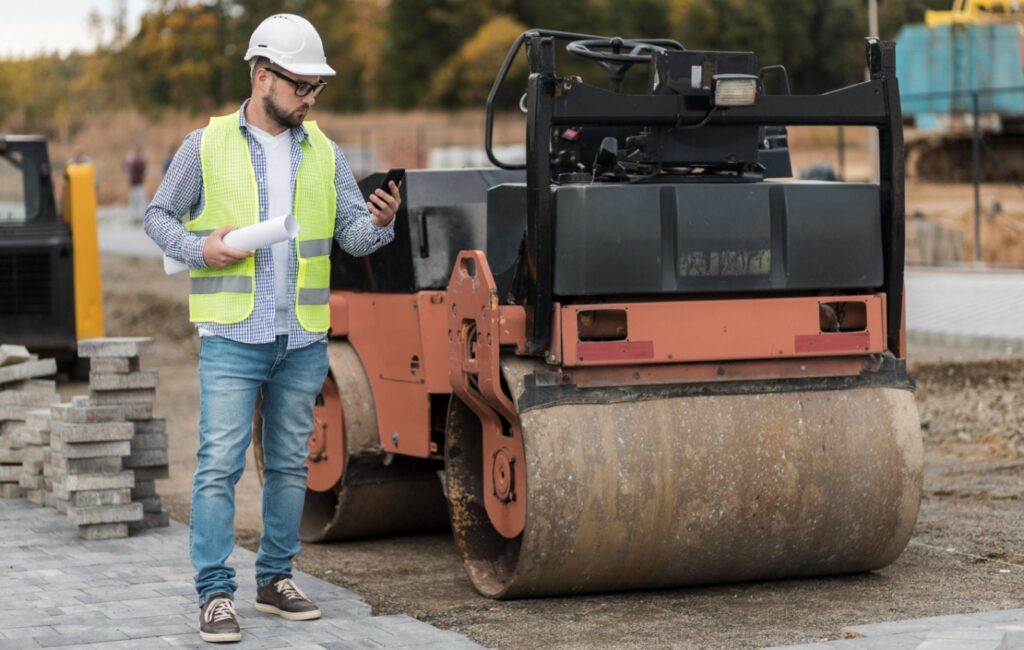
[95,253,1024,650]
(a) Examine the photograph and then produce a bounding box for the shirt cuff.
[372,217,395,232]
[183,235,209,269]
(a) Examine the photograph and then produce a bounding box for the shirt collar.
[237,99,309,143]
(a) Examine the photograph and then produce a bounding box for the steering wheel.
[566,37,678,90]
[566,37,668,63]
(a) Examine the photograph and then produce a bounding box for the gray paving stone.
[71,489,132,508]
[67,502,143,526]
[123,449,168,468]
[59,440,131,460]
[0,390,59,407]
[77,338,154,359]
[63,472,134,493]
[131,432,168,451]
[52,422,135,444]
[51,404,126,425]
[0,359,57,386]
[33,626,130,647]
[87,389,155,406]
[0,625,58,639]
[130,480,157,499]
[132,418,166,435]
[0,344,31,366]
[135,496,163,512]
[129,509,170,530]
[89,370,158,391]
[0,465,22,481]
[7,379,57,393]
[0,482,24,497]
[0,448,23,463]
[52,456,124,475]
[78,523,130,540]
[0,403,39,420]
[132,466,169,480]
[87,357,139,374]
[16,428,50,446]
[0,638,42,649]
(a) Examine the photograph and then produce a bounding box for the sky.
[0,0,149,58]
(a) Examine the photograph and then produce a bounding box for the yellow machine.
[926,0,1023,26]
[0,135,104,367]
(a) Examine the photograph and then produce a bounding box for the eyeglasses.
[265,67,327,98]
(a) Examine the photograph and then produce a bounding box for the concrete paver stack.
[49,398,142,537]
[0,345,58,499]
[17,403,56,504]
[76,336,171,534]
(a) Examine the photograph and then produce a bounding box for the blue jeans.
[190,335,329,606]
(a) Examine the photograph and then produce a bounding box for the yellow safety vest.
[187,112,335,332]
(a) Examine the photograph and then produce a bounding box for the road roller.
[299,30,923,599]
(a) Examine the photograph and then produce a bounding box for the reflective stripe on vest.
[186,112,336,331]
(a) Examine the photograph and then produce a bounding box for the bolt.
[391,431,399,447]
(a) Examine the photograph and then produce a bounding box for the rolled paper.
[163,214,301,275]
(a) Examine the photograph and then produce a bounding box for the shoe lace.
[205,597,236,624]
[275,578,309,602]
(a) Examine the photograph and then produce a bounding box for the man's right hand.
[202,226,253,268]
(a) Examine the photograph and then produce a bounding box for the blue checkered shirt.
[144,101,394,349]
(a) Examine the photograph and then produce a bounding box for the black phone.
[378,168,405,194]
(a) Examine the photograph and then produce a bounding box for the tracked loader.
[296,31,922,598]
[0,136,104,368]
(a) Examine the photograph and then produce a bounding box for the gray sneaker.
[199,594,241,643]
[255,576,321,621]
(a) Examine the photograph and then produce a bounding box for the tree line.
[0,0,948,131]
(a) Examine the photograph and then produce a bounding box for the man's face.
[258,66,321,129]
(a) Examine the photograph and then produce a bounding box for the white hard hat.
[244,14,336,77]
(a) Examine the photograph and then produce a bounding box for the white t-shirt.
[247,124,293,335]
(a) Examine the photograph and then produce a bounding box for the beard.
[263,91,307,129]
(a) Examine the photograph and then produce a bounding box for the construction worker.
[143,14,401,644]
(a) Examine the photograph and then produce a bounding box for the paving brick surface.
[77,338,155,359]
[907,268,1024,351]
[0,498,485,649]
[768,609,1024,649]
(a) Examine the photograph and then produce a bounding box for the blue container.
[895,21,1024,125]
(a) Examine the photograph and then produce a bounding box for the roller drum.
[301,342,448,542]
[447,357,923,598]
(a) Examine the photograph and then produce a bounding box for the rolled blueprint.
[163,214,300,275]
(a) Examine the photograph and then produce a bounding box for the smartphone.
[378,168,405,194]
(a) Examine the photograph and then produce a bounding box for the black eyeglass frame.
[265,67,327,98]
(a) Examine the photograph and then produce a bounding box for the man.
[123,144,147,223]
[144,14,401,644]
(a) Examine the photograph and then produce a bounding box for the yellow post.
[63,164,105,341]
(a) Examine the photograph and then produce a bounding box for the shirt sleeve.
[332,141,395,257]
[143,129,209,269]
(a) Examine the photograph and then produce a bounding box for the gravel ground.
[99,255,1024,650]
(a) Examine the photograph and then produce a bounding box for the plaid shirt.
[144,101,394,349]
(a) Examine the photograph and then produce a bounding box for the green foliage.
[129,3,225,114]
[425,14,529,108]
[0,0,956,123]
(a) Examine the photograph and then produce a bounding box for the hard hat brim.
[280,62,337,77]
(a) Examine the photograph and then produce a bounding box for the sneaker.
[199,593,241,643]
[255,576,321,621]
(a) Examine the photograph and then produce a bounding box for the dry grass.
[29,107,525,205]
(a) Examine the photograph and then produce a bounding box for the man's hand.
[202,226,253,268]
[368,181,401,227]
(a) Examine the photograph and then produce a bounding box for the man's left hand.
[368,181,401,227]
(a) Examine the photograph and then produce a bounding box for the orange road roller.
[298,31,922,599]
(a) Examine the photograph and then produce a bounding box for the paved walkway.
[906,267,1024,351]
[0,498,483,649]
[768,609,1024,649]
